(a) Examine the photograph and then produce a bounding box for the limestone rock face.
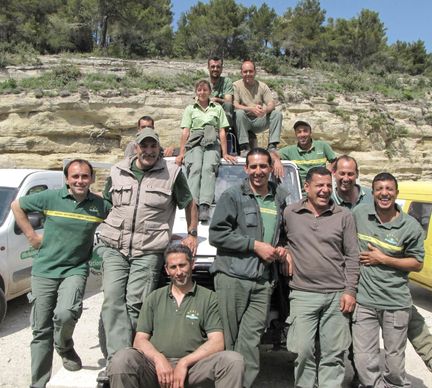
[0,57,431,184]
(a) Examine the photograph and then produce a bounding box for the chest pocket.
[244,206,258,227]
[110,185,132,206]
[145,187,172,209]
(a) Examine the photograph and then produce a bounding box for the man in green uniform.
[273,120,336,193]
[209,148,290,387]
[107,244,244,388]
[96,128,198,383]
[11,159,109,388]
[208,56,234,129]
[352,172,425,387]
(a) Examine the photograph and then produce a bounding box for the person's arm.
[172,331,224,388]
[182,199,198,255]
[176,127,190,166]
[219,128,237,164]
[133,332,174,387]
[270,150,284,178]
[11,200,42,249]
[360,243,423,272]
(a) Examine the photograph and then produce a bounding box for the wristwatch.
[188,229,198,237]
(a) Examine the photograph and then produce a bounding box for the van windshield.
[0,187,18,227]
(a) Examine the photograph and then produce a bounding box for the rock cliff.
[1,56,431,184]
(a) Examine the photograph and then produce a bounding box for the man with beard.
[283,166,359,387]
[96,128,198,383]
[107,244,244,388]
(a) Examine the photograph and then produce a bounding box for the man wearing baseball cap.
[272,119,336,193]
[96,127,198,383]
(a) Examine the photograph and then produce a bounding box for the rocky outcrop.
[0,56,431,184]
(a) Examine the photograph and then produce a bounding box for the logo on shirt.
[186,310,200,323]
[88,205,99,213]
[384,233,399,246]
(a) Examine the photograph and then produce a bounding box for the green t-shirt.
[255,194,277,244]
[136,283,223,358]
[180,101,229,131]
[19,186,109,278]
[279,140,336,187]
[211,76,234,99]
[353,203,425,309]
[103,160,192,210]
[332,185,373,211]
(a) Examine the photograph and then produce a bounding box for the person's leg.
[382,308,411,387]
[235,279,271,388]
[317,292,351,388]
[213,273,251,352]
[29,276,59,387]
[53,275,87,355]
[184,146,204,203]
[408,305,432,372]
[187,351,244,388]
[126,253,164,330]
[100,246,132,361]
[222,102,234,129]
[352,304,381,387]
[235,110,252,147]
[286,290,322,388]
[266,110,282,146]
[108,347,159,388]
[199,144,220,206]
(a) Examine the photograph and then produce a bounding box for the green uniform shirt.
[211,76,234,99]
[136,283,223,358]
[255,194,277,244]
[332,184,373,210]
[103,159,193,210]
[353,203,425,309]
[19,186,109,278]
[279,140,336,186]
[180,101,229,131]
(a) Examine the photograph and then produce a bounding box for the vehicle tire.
[0,288,6,325]
[98,313,108,359]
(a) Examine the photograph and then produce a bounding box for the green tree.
[247,3,277,50]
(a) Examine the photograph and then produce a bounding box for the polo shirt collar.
[333,184,364,206]
[61,185,92,202]
[297,139,315,153]
[293,197,341,215]
[367,202,405,228]
[193,100,217,109]
[168,281,197,298]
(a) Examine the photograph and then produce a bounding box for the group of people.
[10,55,432,388]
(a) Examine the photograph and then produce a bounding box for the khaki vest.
[99,157,180,257]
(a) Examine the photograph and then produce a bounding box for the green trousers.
[214,272,271,388]
[286,290,351,388]
[408,305,432,372]
[184,142,220,206]
[99,244,163,360]
[235,109,282,147]
[29,275,86,388]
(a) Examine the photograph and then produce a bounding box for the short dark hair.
[372,172,398,190]
[333,155,359,174]
[63,159,94,178]
[164,243,193,263]
[208,56,223,65]
[305,166,331,183]
[246,147,272,166]
[241,59,256,70]
[137,115,154,129]
[195,79,212,92]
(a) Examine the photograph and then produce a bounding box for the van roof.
[0,169,62,188]
[398,181,432,201]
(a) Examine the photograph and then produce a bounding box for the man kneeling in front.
[108,244,244,388]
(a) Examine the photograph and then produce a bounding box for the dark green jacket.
[209,178,289,280]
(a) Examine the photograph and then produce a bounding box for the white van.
[0,169,64,324]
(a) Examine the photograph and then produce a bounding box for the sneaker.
[199,204,210,222]
[97,368,109,383]
[60,348,82,371]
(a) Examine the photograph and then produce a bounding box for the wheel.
[0,288,7,325]
[98,312,108,359]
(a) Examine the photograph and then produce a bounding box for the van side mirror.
[15,212,44,234]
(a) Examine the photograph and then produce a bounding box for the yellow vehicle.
[397,181,432,290]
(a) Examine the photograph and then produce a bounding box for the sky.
[171,0,432,52]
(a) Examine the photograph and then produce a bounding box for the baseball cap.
[135,127,160,144]
[293,120,312,130]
